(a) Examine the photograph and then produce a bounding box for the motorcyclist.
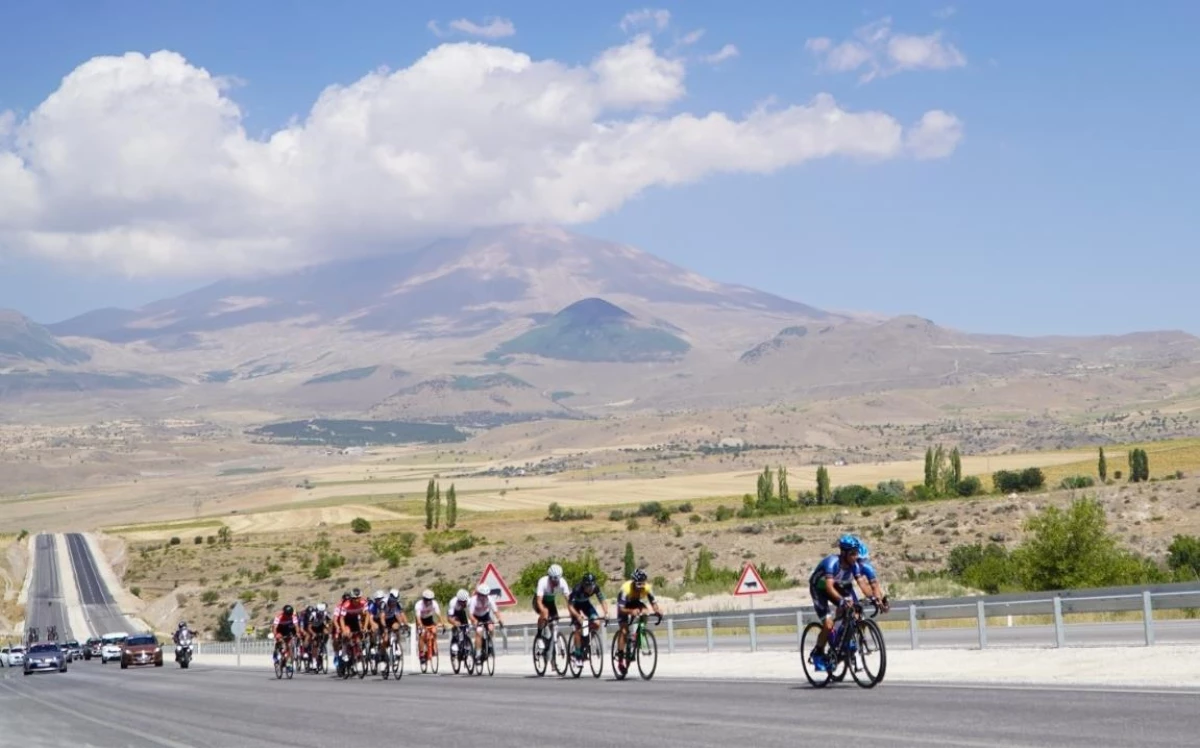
[173,620,194,661]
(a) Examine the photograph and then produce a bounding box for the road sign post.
[229,601,248,667]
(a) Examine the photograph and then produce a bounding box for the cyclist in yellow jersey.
[615,568,662,663]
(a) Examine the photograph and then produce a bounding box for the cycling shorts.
[533,596,559,619]
[573,601,598,620]
[618,600,646,624]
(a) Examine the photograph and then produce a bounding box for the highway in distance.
[3,660,1199,748]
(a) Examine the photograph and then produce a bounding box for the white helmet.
[456,588,469,602]
[476,583,490,596]
[374,589,385,600]
[316,602,327,612]
[422,589,435,600]
[548,563,563,579]
[389,588,400,599]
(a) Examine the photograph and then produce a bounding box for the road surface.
[64,532,133,637]
[3,660,1199,748]
[24,534,73,643]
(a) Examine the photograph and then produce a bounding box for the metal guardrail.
[181,581,1200,660]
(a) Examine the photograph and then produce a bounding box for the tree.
[446,484,457,528]
[214,612,235,642]
[425,478,436,530]
[1167,535,1200,579]
[683,556,694,585]
[924,447,934,489]
[350,517,371,534]
[434,482,443,528]
[1014,496,1152,590]
[1127,448,1150,482]
[623,541,636,578]
[1098,447,1108,482]
[756,465,775,511]
[777,466,790,505]
[950,447,963,492]
[816,465,830,505]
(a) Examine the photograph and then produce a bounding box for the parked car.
[100,632,128,664]
[120,633,163,669]
[83,637,102,660]
[2,646,25,667]
[24,642,68,675]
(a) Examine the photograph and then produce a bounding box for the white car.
[100,632,129,664]
[2,646,26,667]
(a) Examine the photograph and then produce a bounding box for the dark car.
[24,642,68,675]
[120,634,163,669]
[83,637,102,660]
[63,640,82,662]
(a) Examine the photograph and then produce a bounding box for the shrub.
[677,502,694,513]
[425,529,479,555]
[546,502,593,522]
[956,476,984,496]
[625,518,639,531]
[371,532,417,567]
[130,586,142,597]
[350,517,372,534]
[200,590,219,605]
[193,536,204,545]
[513,549,608,597]
[896,506,917,521]
[1060,475,1095,490]
[714,505,734,521]
[16,529,28,541]
[206,536,216,545]
[993,468,1045,493]
[689,513,703,524]
[169,537,181,546]
[608,510,626,521]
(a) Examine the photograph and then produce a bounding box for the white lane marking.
[0,680,199,748]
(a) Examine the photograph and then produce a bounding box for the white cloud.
[703,44,740,65]
[805,17,966,83]
[933,6,957,20]
[0,40,963,278]
[428,17,516,39]
[620,8,671,34]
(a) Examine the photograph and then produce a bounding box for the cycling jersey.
[414,599,441,625]
[469,593,498,620]
[569,581,605,606]
[535,575,570,602]
[617,580,655,607]
[308,610,330,632]
[339,596,368,633]
[447,599,470,623]
[858,560,878,583]
[273,612,301,634]
[808,554,864,592]
[380,599,405,623]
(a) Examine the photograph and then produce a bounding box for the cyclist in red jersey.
[272,604,303,666]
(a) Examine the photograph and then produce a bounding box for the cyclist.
[567,572,609,662]
[330,591,351,666]
[271,604,303,666]
[807,533,868,672]
[533,563,570,645]
[446,588,472,658]
[337,588,371,668]
[296,605,313,667]
[469,582,504,657]
[367,590,387,662]
[378,588,409,657]
[615,568,662,667]
[307,602,332,666]
[855,540,890,613]
[413,589,445,665]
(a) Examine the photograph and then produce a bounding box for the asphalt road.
[3,659,1200,748]
[64,532,134,637]
[25,534,73,643]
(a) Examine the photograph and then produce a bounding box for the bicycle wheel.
[274,651,283,680]
[850,618,887,688]
[800,622,833,688]
[588,631,604,678]
[485,636,495,676]
[357,644,369,680]
[610,631,628,680]
[636,628,657,680]
[532,627,549,676]
[564,632,583,679]
[429,636,440,674]
[552,630,569,676]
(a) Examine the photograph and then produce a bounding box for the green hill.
[490,298,690,363]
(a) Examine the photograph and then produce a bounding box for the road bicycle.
[611,613,660,681]
[800,596,887,689]
[337,629,370,679]
[471,622,498,677]
[418,624,440,674]
[450,623,475,675]
[380,624,407,681]
[532,615,569,677]
[565,614,606,679]
[273,635,298,680]
[309,631,329,675]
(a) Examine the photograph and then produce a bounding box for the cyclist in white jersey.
[469,583,503,656]
[413,590,445,665]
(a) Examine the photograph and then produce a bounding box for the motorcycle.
[175,634,194,669]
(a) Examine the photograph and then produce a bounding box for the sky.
[0,0,1197,336]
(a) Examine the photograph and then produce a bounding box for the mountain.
[489,298,691,363]
[0,310,90,365]
[367,373,583,427]
[48,225,827,345]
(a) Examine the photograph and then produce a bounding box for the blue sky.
[1,0,1197,335]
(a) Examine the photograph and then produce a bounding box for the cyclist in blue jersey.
[807,533,881,672]
[854,540,890,612]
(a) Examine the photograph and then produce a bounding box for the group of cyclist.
[264,533,886,677]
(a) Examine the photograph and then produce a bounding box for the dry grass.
[1039,438,1200,488]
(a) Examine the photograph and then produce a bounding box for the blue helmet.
[838,533,859,553]
[856,539,870,560]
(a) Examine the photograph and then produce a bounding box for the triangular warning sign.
[733,563,768,596]
[477,562,517,607]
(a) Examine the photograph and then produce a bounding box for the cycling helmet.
[456,588,470,602]
[283,604,294,615]
[422,589,435,600]
[342,591,351,601]
[838,533,859,553]
[177,621,187,630]
[581,572,596,586]
[476,583,490,596]
[389,588,400,599]
[548,563,563,579]
[856,539,870,560]
[631,568,648,584]
[316,602,327,612]
[374,589,385,600]
[351,587,362,598]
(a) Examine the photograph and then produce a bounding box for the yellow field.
[1037,438,1200,488]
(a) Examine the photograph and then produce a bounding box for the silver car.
[23,642,68,675]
